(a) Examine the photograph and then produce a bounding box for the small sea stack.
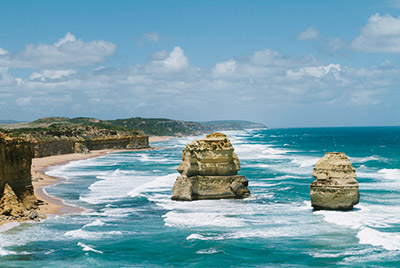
[310,152,360,211]
[171,132,250,201]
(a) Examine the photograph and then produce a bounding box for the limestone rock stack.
[310,152,360,210]
[171,133,250,201]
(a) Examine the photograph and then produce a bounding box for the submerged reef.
[310,152,360,211]
[172,133,250,201]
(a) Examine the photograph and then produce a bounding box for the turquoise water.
[1,127,400,267]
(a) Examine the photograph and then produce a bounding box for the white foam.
[357,227,400,251]
[83,219,105,228]
[316,203,400,251]
[290,157,319,168]
[80,169,157,204]
[0,222,21,233]
[64,229,122,240]
[196,248,222,254]
[164,211,246,228]
[100,207,143,218]
[358,168,400,190]
[129,173,177,198]
[350,155,386,163]
[186,228,300,241]
[77,242,103,254]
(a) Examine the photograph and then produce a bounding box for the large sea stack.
[310,152,360,210]
[171,133,250,201]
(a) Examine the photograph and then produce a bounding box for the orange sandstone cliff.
[0,133,43,222]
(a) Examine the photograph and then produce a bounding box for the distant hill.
[106,118,208,136]
[201,120,266,131]
[1,117,266,136]
[105,118,266,136]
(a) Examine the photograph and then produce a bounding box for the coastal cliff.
[172,133,250,201]
[0,133,42,221]
[3,122,150,158]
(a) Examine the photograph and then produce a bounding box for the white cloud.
[0,48,8,55]
[1,43,399,126]
[352,13,400,53]
[29,69,76,81]
[144,46,189,73]
[0,32,116,68]
[287,64,342,79]
[297,26,320,40]
[213,59,237,75]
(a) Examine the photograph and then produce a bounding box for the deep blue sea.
[1,127,400,267]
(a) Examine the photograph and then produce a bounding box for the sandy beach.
[32,150,110,215]
[32,148,153,216]
[149,136,174,142]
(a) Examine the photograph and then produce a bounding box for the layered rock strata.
[310,152,360,211]
[172,133,250,201]
[29,134,149,158]
[0,133,44,222]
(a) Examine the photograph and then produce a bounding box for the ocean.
[1,127,400,267]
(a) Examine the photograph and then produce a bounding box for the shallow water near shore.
[1,127,400,267]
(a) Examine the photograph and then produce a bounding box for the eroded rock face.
[310,152,360,210]
[0,133,44,222]
[172,133,250,201]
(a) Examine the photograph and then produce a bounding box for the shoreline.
[32,148,153,216]
[148,136,174,142]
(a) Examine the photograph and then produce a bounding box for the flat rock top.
[187,132,233,151]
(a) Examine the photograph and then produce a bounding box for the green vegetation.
[0,118,144,141]
[0,117,266,137]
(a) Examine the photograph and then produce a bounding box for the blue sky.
[1,0,400,127]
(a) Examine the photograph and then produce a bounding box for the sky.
[1,0,400,127]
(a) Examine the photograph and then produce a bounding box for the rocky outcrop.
[172,133,250,201]
[28,131,149,158]
[0,133,43,222]
[310,152,360,210]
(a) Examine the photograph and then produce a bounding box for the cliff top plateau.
[0,117,266,136]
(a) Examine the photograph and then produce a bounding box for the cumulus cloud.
[144,46,189,73]
[0,32,116,69]
[297,26,320,40]
[0,48,8,55]
[1,41,399,126]
[352,13,400,53]
[29,69,76,81]
[213,59,237,75]
[287,64,341,79]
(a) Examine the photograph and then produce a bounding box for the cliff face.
[21,127,150,158]
[0,133,42,221]
[172,133,250,201]
[310,152,360,210]
[86,135,149,151]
